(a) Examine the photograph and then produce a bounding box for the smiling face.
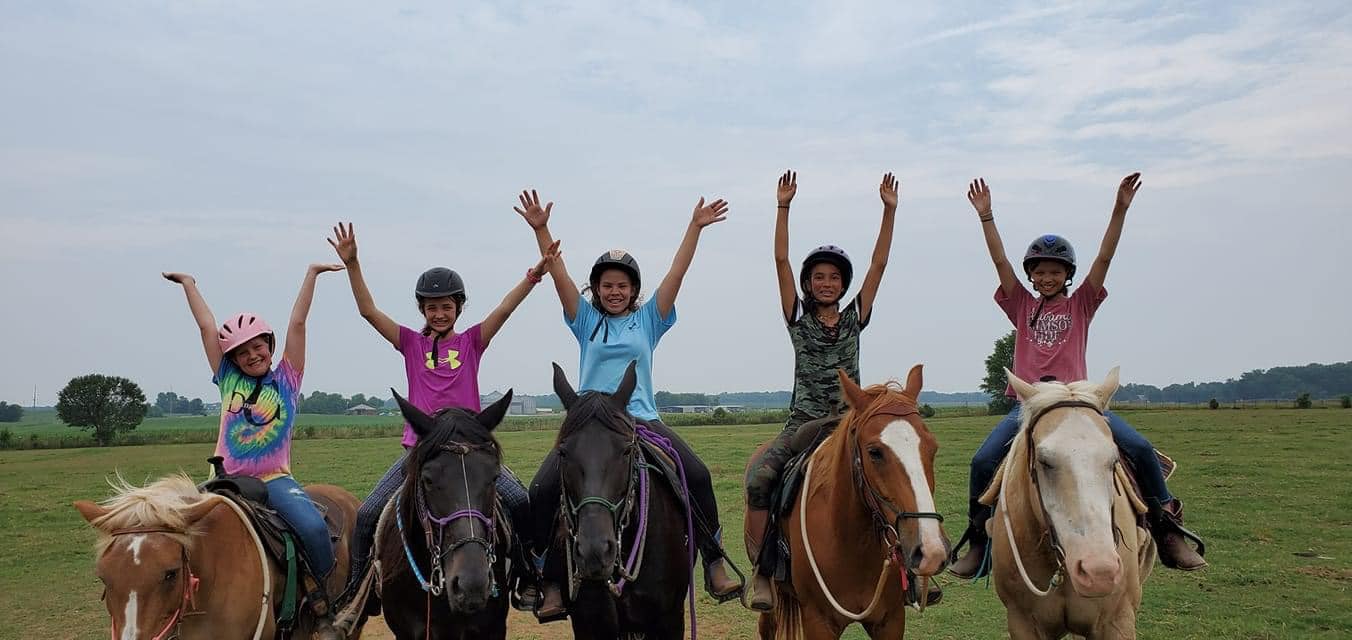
[594,268,635,315]
[228,336,273,377]
[808,262,844,305]
[420,296,461,334]
[1027,260,1070,297]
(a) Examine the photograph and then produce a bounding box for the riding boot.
[536,580,567,621]
[697,528,743,602]
[1148,498,1207,571]
[948,500,993,579]
[306,584,345,640]
[743,507,777,611]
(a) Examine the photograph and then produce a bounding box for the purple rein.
[633,422,699,640]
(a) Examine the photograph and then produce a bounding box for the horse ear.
[1097,367,1121,409]
[837,368,870,410]
[902,364,924,399]
[552,363,578,409]
[391,388,436,439]
[610,361,638,410]
[74,500,109,526]
[181,497,222,527]
[478,389,513,431]
[1006,368,1038,402]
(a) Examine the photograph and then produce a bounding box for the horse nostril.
[450,574,462,595]
[909,546,927,570]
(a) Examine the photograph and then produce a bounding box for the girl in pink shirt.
[328,222,558,609]
[948,174,1207,579]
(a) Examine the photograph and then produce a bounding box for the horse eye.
[164,569,178,583]
[867,447,884,462]
[1038,459,1055,471]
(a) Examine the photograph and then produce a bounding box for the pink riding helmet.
[218,312,275,355]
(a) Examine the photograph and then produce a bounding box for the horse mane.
[88,472,208,556]
[813,380,918,475]
[1017,379,1104,433]
[556,391,634,445]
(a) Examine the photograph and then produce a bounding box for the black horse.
[377,389,514,640]
[548,362,693,639]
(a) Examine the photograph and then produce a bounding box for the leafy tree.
[56,374,148,446]
[920,404,936,418]
[186,398,206,415]
[155,391,181,414]
[980,331,1016,415]
[1295,392,1312,409]
[0,401,23,422]
[146,404,165,418]
[1342,395,1351,409]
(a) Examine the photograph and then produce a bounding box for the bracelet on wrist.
[526,268,543,284]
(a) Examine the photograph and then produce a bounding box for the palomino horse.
[986,368,1156,639]
[74,474,363,640]
[363,389,515,640]
[550,362,693,640]
[746,366,950,640]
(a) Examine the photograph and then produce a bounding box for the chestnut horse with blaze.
[745,366,950,639]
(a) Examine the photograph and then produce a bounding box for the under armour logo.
[425,349,463,370]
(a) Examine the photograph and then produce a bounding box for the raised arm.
[774,170,799,323]
[514,189,580,321]
[655,197,728,318]
[480,240,561,347]
[968,178,1020,296]
[1082,172,1141,294]
[855,172,898,321]
[163,272,223,374]
[281,263,345,374]
[328,222,400,348]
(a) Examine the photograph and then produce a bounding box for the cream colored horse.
[984,368,1156,639]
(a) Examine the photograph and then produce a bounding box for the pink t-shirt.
[996,285,1108,397]
[397,324,485,447]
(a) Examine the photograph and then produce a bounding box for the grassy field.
[2,409,1349,639]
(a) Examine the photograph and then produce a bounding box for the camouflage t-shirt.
[787,296,869,428]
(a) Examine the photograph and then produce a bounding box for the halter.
[560,425,644,597]
[801,398,944,620]
[396,440,501,598]
[1000,399,1115,597]
[105,527,201,640]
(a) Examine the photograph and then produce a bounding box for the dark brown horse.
[550,362,693,640]
[370,390,515,640]
[75,474,364,640]
[744,367,949,639]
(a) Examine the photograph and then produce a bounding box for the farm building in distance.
[482,391,538,416]
[658,405,745,414]
[345,403,379,416]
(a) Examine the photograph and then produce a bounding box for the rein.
[800,400,944,620]
[999,399,1111,597]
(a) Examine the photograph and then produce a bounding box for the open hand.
[777,170,797,206]
[327,222,358,265]
[531,239,562,279]
[880,172,899,209]
[1116,172,1142,211]
[513,190,553,230]
[967,178,992,216]
[691,197,730,228]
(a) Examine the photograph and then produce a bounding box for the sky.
[1,1,1349,405]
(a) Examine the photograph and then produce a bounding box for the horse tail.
[771,583,804,640]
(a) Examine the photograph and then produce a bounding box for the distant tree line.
[296,391,388,414]
[1119,362,1352,402]
[0,401,23,422]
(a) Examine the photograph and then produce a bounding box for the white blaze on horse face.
[1036,413,1120,573]
[120,590,139,640]
[125,534,147,566]
[879,419,946,569]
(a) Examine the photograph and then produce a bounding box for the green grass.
[2,410,1349,639]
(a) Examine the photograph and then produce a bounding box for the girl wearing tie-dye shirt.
[164,264,346,640]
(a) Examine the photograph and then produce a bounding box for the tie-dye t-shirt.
[213,357,302,480]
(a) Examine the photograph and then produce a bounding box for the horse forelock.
[556,392,634,445]
[401,408,502,507]
[1017,380,1105,432]
[90,473,207,556]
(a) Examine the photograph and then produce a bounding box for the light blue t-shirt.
[567,296,676,421]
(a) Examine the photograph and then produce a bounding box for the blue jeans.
[967,404,1172,521]
[266,475,336,580]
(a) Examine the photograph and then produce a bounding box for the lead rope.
[798,454,893,621]
[998,446,1063,597]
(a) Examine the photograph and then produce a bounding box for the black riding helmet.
[1022,235,1077,329]
[799,245,854,302]
[415,267,466,302]
[587,250,641,343]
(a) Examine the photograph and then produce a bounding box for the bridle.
[396,440,501,598]
[1000,399,1121,596]
[800,397,944,620]
[558,412,644,597]
[104,527,201,640]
